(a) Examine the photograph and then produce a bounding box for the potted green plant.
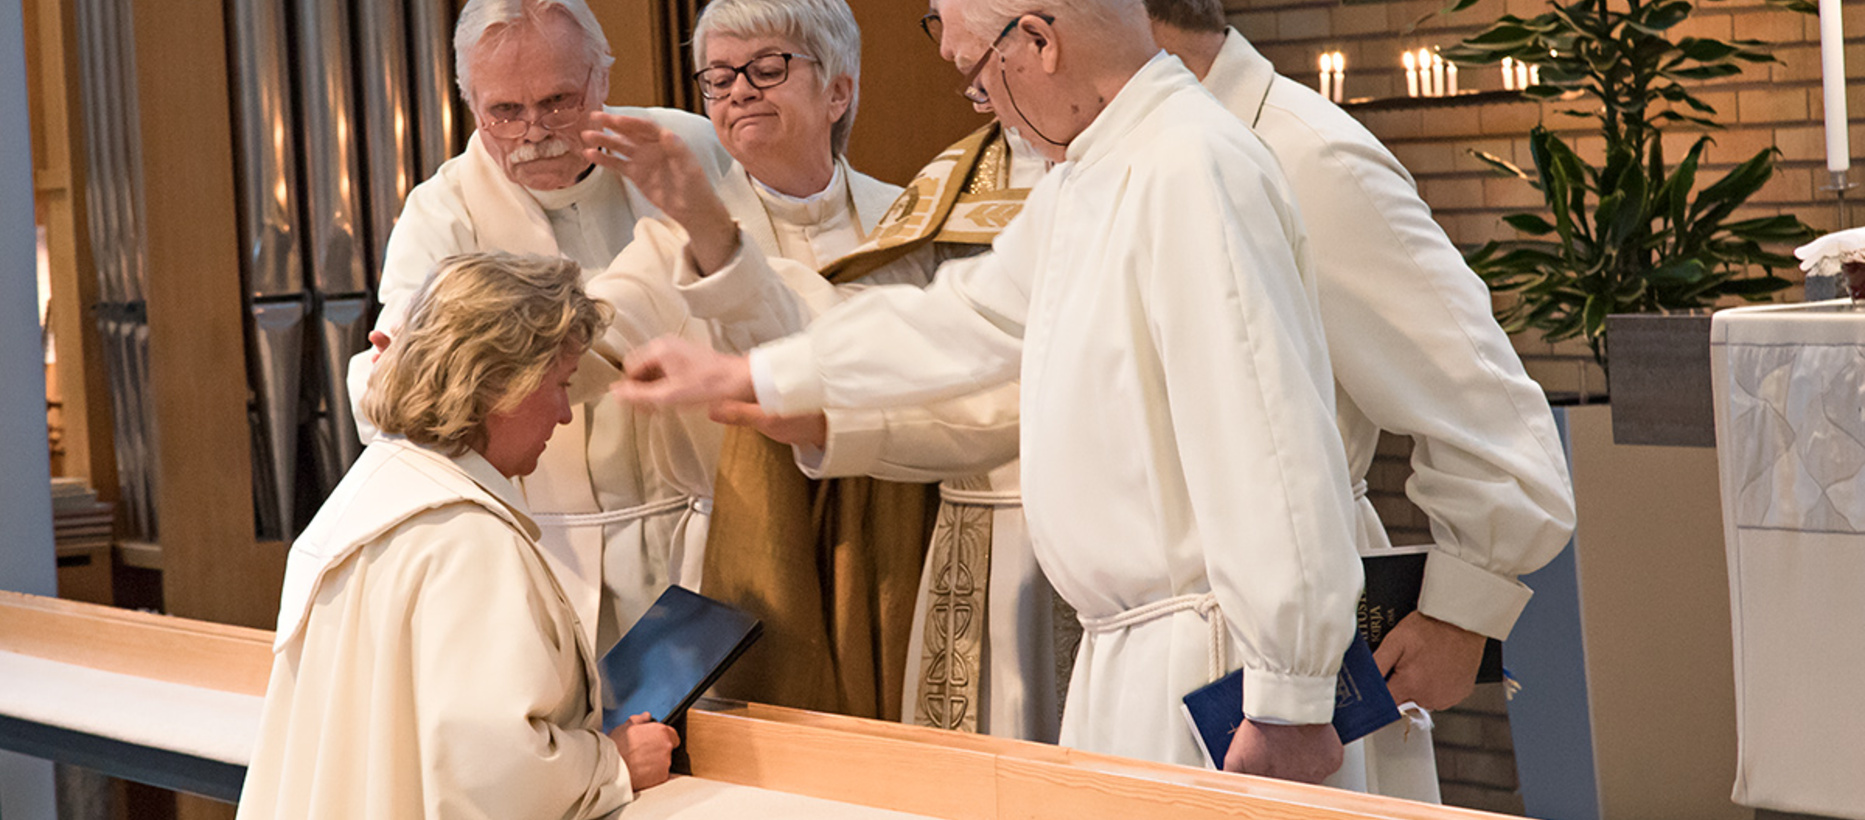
[1437,5,1821,819]
[1442,0,1817,374]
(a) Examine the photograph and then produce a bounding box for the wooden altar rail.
[0,591,1511,820]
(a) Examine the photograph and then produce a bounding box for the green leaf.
[1676,37,1743,62]
[1465,25,1540,46]
[1504,213,1558,235]
[1670,64,1746,80]
[1469,149,1532,180]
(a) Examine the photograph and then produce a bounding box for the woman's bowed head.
[359,251,684,789]
[363,252,607,478]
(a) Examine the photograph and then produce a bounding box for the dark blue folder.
[598,585,763,732]
[1181,633,1400,768]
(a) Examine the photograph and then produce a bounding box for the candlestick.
[1404,50,1419,97]
[1820,0,1850,177]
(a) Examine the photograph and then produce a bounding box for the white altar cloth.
[1711,300,1865,820]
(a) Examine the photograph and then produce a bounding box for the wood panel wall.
[129,0,284,634]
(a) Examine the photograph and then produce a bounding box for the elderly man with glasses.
[610,0,1366,784]
[351,0,742,661]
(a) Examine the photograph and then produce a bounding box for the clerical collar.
[527,163,607,212]
[749,160,849,227]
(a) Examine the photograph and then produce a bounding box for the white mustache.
[508,138,571,164]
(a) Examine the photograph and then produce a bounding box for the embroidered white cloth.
[1712,301,1865,820]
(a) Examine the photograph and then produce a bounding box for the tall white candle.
[1447,61,1458,96]
[1332,53,1346,103]
[1404,51,1419,97]
[1502,56,1515,91]
[1820,0,1850,174]
[1431,52,1445,97]
[1319,52,1333,102]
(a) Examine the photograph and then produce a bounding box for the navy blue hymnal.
[1180,633,1400,769]
[598,585,763,732]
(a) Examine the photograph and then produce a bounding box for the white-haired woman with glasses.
[579,0,950,723]
[239,253,680,820]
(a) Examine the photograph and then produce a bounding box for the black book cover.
[1361,548,1503,684]
[598,585,763,731]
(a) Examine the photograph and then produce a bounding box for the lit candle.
[1404,50,1419,97]
[1517,60,1531,90]
[1332,52,1346,103]
[1431,51,1445,97]
[1502,56,1515,91]
[1319,52,1332,102]
[1527,63,1539,87]
[1447,61,1458,96]
[1820,0,1850,175]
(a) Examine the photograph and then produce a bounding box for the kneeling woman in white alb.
[238,253,678,820]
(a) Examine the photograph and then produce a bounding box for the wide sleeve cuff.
[1417,548,1535,640]
[750,335,825,416]
[807,407,890,478]
[1242,668,1339,726]
[672,227,767,322]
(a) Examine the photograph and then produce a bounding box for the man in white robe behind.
[1143,0,1577,800]
[350,0,744,656]
[615,0,1362,782]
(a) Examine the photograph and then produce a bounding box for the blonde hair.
[363,252,609,455]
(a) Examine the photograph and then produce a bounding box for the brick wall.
[1226,0,1857,810]
[1227,0,1858,396]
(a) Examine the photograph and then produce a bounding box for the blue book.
[1180,633,1401,769]
[598,585,763,732]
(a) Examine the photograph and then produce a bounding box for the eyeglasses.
[693,53,817,101]
[479,69,595,140]
[945,13,1053,105]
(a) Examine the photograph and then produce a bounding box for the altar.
[1711,300,1865,820]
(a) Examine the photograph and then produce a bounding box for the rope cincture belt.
[1077,592,1228,680]
[937,486,1023,508]
[531,495,712,528]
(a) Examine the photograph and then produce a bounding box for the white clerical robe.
[238,439,631,820]
[749,53,1363,767]
[350,106,740,655]
[1205,27,1572,664]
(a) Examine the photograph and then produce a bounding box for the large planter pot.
[1606,312,1717,447]
[1710,301,1865,820]
[1507,403,1748,820]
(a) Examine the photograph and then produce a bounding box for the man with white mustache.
[352,0,741,658]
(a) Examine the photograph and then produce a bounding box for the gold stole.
[715,123,1031,729]
[701,126,1023,720]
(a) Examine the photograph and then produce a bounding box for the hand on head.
[612,336,757,409]
[582,113,740,274]
[1372,611,1487,711]
[609,712,680,792]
